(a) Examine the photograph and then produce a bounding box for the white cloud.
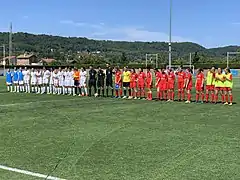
[91,26,191,42]
[59,20,191,42]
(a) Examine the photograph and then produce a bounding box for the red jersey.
[155,72,161,84]
[168,72,175,84]
[176,71,185,82]
[138,72,145,82]
[185,73,192,87]
[196,73,204,85]
[130,73,138,82]
[115,71,122,83]
[161,73,168,84]
[146,71,152,83]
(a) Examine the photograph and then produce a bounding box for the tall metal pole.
[227,52,229,68]
[189,53,192,68]
[9,22,12,66]
[168,0,172,69]
[3,45,6,75]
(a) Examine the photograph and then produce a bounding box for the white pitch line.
[0,165,66,180]
[0,98,77,107]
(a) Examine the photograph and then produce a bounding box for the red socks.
[196,94,199,102]
[206,94,209,102]
[187,93,191,101]
[230,95,233,103]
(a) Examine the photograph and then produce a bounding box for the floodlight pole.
[168,0,172,69]
[189,53,192,69]
[1,44,6,75]
[145,54,148,68]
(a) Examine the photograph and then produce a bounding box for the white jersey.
[49,71,53,84]
[36,71,43,85]
[80,71,87,86]
[58,71,64,86]
[52,72,59,86]
[43,70,50,84]
[70,71,74,86]
[31,71,37,85]
[23,70,30,81]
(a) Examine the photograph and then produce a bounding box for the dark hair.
[82,67,86,71]
[139,67,143,72]
[132,68,136,73]
[226,67,231,73]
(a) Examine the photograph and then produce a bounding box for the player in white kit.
[63,67,68,95]
[36,69,43,94]
[57,67,64,95]
[31,68,37,93]
[23,67,30,93]
[42,67,51,94]
[70,68,76,96]
[48,68,54,94]
[80,67,88,96]
[52,69,59,94]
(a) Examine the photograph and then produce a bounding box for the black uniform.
[97,69,105,96]
[106,68,113,87]
[88,69,97,96]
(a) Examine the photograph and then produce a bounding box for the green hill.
[0,32,239,65]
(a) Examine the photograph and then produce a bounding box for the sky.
[1,0,240,48]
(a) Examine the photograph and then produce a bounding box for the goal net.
[226,52,240,88]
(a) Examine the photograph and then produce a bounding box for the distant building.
[41,58,56,65]
[0,56,17,65]
[17,54,38,65]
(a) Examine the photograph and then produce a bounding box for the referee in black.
[97,66,105,97]
[105,64,114,97]
[88,65,97,97]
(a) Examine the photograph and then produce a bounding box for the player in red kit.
[137,68,146,99]
[155,68,161,100]
[176,68,186,101]
[160,69,168,101]
[195,69,205,103]
[184,68,193,103]
[167,69,175,102]
[114,67,122,98]
[129,68,138,99]
[146,67,153,100]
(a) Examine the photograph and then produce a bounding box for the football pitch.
[0,77,240,180]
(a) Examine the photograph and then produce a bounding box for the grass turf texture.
[0,77,240,180]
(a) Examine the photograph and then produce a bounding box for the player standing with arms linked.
[23,67,30,93]
[223,68,233,105]
[122,67,131,99]
[146,67,153,100]
[137,68,146,99]
[205,67,216,103]
[176,67,186,101]
[97,66,105,97]
[195,69,205,103]
[214,68,225,104]
[79,67,88,96]
[88,65,97,97]
[13,67,19,93]
[167,69,175,102]
[18,67,24,93]
[114,67,122,98]
[105,64,114,97]
[6,69,13,92]
[184,68,193,103]
[129,68,138,99]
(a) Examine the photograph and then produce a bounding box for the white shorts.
[80,79,86,87]
[6,82,12,85]
[53,79,59,86]
[70,80,74,87]
[59,80,64,87]
[37,78,43,85]
[13,81,18,84]
[19,81,24,85]
[24,79,30,84]
[64,80,70,87]
[43,78,49,84]
[31,80,36,85]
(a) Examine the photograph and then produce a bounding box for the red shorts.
[168,83,174,90]
[138,81,145,88]
[215,87,224,91]
[160,83,168,91]
[206,85,214,90]
[178,82,184,89]
[146,83,152,89]
[130,82,137,88]
[224,87,232,91]
[196,85,204,91]
[186,85,192,91]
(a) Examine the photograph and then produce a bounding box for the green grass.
[0,77,240,180]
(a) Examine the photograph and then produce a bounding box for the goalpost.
[145,54,158,68]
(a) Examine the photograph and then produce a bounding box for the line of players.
[5,65,233,105]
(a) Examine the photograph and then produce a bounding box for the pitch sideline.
[0,165,66,180]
